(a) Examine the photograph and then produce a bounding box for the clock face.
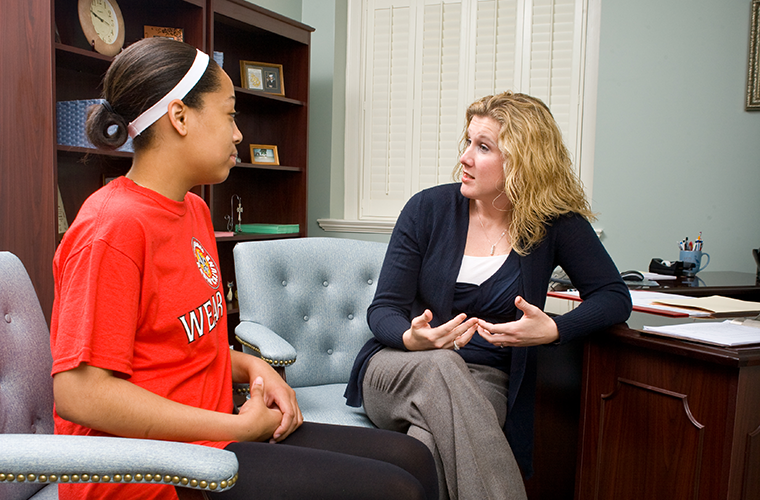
[90,0,118,45]
[79,0,124,56]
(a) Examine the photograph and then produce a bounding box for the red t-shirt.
[50,177,233,500]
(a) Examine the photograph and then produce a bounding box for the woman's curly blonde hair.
[453,91,595,256]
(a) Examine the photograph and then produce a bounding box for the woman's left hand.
[476,296,559,347]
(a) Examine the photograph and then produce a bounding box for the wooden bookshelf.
[0,0,312,330]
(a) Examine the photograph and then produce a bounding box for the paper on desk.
[650,295,760,316]
[643,272,677,281]
[550,290,713,317]
[629,291,714,317]
[643,320,760,347]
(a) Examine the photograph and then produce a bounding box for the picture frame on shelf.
[748,0,760,110]
[249,144,279,165]
[144,25,184,42]
[240,61,284,96]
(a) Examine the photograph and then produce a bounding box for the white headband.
[127,49,210,138]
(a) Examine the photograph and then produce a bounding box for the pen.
[678,236,704,252]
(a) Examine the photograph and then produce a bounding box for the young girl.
[50,37,437,500]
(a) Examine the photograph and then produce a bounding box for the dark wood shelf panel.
[234,86,306,107]
[234,162,301,172]
[55,43,113,68]
[57,145,133,159]
[212,0,313,45]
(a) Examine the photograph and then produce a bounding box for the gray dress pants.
[362,347,527,500]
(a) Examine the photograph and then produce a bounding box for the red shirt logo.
[192,238,220,289]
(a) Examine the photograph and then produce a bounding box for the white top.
[456,254,509,286]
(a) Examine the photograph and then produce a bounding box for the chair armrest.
[235,321,297,367]
[0,434,238,493]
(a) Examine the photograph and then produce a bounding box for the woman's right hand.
[235,377,287,442]
[402,309,478,351]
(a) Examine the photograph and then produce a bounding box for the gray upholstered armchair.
[0,252,238,499]
[233,237,387,428]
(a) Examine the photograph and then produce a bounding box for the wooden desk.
[526,274,760,500]
[628,271,760,302]
[575,324,760,500]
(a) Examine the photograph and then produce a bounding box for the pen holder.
[679,250,709,277]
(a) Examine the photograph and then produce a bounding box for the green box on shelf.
[238,223,300,234]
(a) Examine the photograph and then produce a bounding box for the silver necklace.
[476,206,508,256]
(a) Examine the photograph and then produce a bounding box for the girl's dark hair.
[85,37,221,151]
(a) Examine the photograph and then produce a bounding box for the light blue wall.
[280,0,760,267]
[246,0,302,21]
[303,0,339,237]
[592,0,760,273]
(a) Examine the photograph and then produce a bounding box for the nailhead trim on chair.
[235,338,296,367]
[0,472,238,492]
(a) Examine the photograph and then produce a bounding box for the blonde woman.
[346,92,632,500]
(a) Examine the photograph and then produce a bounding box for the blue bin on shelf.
[56,99,134,153]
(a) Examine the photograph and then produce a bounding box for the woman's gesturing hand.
[402,309,479,351]
[477,296,559,347]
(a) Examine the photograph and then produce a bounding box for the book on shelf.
[237,223,300,234]
[57,186,68,235]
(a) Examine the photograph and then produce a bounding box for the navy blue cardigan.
[345,183,632,475]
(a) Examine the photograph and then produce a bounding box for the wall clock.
[78,0,125,57]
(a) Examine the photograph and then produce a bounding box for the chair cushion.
[294,384,375,428]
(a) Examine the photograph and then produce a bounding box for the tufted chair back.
[234,237,387,388]
[233,238,387,427]
[0,252,56,500]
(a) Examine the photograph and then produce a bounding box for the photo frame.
[747,0,760,110]
[144,25,184,42]
[240,61,285,96]
[249,144,280,165]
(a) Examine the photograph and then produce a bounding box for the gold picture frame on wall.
[747,0,760,110]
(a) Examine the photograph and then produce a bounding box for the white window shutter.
[362,0,417,218]
[415,0,465,192]
[473,0,520,99]
[522,0,584,172]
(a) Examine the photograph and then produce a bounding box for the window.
[324,0,599,233]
